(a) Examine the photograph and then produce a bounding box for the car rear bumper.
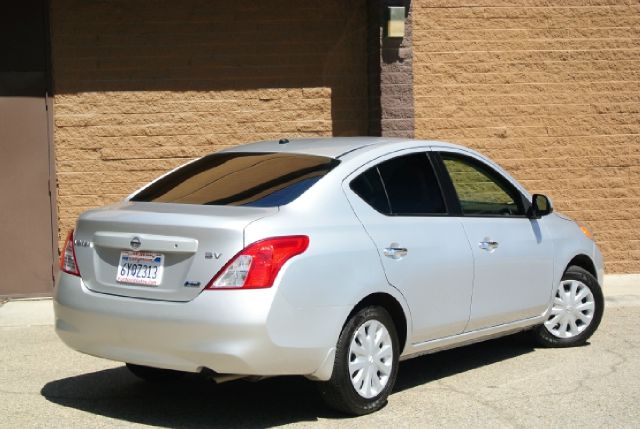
[54,272,343,379]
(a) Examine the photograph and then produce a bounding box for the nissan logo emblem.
[130,237,141,250]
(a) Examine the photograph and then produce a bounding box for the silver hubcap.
[348,319,393,399]
[544,279,596,339]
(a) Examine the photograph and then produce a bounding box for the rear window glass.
[131,152,339,207]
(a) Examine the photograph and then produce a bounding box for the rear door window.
[349,168,391,214]
[131,152,339,207]
[350,152,446,216]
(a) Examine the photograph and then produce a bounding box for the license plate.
[116,251,164,286]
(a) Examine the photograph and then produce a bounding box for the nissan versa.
[54,137,604,415]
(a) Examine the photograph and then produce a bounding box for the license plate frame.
[116,251,164,286]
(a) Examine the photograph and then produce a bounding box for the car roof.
[218,137,530,198]
[219,137,465,159]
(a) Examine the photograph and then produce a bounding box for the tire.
[532,265,604,348]
[318,306,399,415]
[126,363,185,383]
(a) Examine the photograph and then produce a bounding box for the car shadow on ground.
[41,334,535,428]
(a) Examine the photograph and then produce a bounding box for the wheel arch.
[347,292,408,354]
[566,254,597,279]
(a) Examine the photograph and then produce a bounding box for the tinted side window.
[441,154,524,216]
[378,153,446,215]
[350,168,391,214]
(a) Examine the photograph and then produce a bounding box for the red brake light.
[206,235,309,290]
[59,229,80,276]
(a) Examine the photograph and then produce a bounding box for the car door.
[343,150,474,343]
[434,149,555,331]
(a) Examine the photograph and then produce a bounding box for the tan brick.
[52,0,369,244]
[414,0,640,273]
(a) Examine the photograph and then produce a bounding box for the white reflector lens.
[211,255,253,288]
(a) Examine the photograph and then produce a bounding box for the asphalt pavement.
[1,275,639,428]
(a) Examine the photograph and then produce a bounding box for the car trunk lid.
[73,201,277,302]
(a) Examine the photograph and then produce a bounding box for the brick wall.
[51,0,368,244]
[413,1,640,273]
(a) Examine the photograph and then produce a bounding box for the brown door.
[0,1,55,297]
[0,98,54,296]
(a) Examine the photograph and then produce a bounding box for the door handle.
[383,245,408,259]
[478,240,499,252]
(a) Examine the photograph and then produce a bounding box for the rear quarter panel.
[243,173,412,352]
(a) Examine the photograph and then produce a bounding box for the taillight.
[59,229,80,276]
[206,235,309,290]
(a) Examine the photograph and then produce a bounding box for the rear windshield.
[131,152,339,207]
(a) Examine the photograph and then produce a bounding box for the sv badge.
[205,251,222,260]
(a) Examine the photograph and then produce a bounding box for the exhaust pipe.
[199,368,247,384]
[210,373,247,384]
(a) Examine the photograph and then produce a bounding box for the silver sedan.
[54,137,604,415]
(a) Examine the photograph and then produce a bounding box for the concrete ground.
[1,276,638,428]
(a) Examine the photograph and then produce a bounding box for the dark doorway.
[0,1,55,297]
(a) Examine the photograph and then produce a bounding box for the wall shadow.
[41,333,535,428]
[51,0,370,137]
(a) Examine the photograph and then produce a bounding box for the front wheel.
[318,306,399,415]
[532,265,604,348]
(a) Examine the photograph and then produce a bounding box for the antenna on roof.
[278,138,289,144]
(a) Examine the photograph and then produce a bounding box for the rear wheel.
[532,266,604,348]
[318,306,399,415]
[126,363,185,383]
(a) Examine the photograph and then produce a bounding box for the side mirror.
[529,194,553,219]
